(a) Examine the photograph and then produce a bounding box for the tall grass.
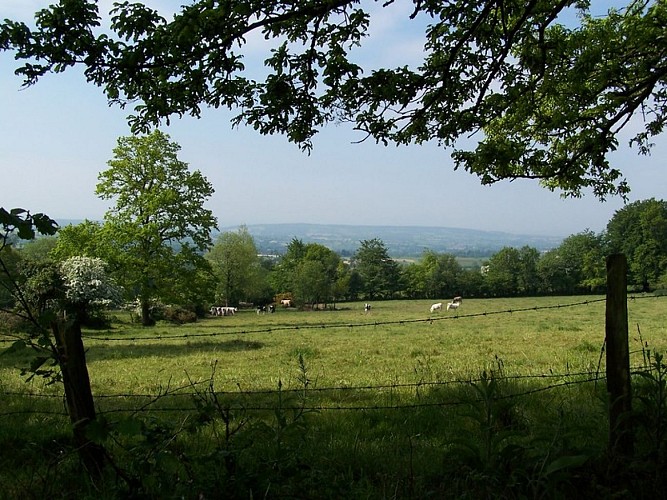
[1,295,666,498]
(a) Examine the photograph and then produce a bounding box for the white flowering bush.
[60,256,122,308]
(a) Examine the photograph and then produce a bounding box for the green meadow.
[1,295,666,498]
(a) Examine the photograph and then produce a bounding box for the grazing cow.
[256,305,267,315]
[280,299,292,308]
[211,306,237,316]
[268,304,275,313]
[430,302,443,313]
[364,303,372,314]
[446,301,460,311]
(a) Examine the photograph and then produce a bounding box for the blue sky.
[2,1,665,238]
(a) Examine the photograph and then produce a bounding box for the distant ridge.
[218,223,563,258]
[56,220,563,258]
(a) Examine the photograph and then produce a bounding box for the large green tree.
[606,198,667,291]
[97,130,217,325]
[353,238,400,300]
[206,226,264,306]
[538,230,605,294]
[271,239,344,307]
[404,250,463,299]
[483,246,540,296]
[2,1,665,198]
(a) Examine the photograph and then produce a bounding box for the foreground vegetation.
[2,296,666,498]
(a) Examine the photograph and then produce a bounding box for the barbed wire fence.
[0,294,663,422]
[0,373,600,417]
[0,295,659,346]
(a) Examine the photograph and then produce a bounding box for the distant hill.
[218,223,564,258]
[57,219,563,258]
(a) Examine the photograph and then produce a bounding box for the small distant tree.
[332,260,351,305]
[539,230,605,294]
[418,251,463,299]
[271,240,342,307]
[270,238,307,296]
[19,235,57,262]
[483,247,522,297]
[51,220,106,262]
[292,260,329,307]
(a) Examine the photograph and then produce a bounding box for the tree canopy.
[606,198,667,291]
[2,1,666,198]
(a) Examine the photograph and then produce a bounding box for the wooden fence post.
[52,318,106,477]
[605,253,634,456]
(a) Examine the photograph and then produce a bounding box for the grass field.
[1,295,666,498]
[44,295,667,392]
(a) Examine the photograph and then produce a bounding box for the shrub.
[0,311,33,335]
[163,306,197,324]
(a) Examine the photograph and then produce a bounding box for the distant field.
[2,295,664,395]
[394,256,485,269]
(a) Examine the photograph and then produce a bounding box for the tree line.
[201,196,667,309]
[3,131,665,331]
[6,197,667,326]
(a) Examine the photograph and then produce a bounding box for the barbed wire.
[79,298,609,343]
[3,359,660,419]
[0,295,661,419]
[0,374,607,418]
[1,295,661,345]
[0,368,607,400]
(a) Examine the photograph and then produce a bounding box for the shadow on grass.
[86,338,267,362]
[0,374,624,499]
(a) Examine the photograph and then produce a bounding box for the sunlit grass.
[2,295,665,396]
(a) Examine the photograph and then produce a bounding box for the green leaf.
[1,339,27,356]
[543,455,590,477]
[116,416,144,437]
[85,415,110,443]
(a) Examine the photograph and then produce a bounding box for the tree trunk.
[52,318,106,477]
[140,298,155,326]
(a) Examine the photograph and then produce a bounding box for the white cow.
[280,299,292,308]
[447,301,460,311]
[430,302,443,313]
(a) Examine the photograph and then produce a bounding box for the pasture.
[1,295,666,498]
[71,295,667,391]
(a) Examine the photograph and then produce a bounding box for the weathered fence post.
[605,254,634,456]
[52,318,106,477]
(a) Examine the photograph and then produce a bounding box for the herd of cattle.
[209,296,462,317]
